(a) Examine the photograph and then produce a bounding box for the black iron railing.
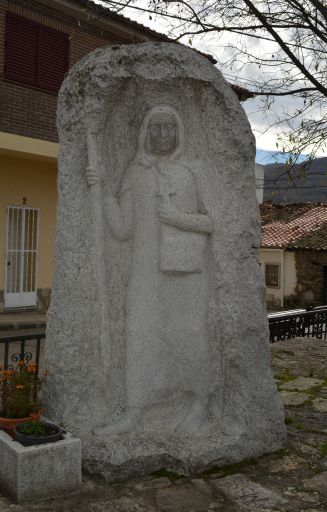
[0,333,45,376]
[1,308,326,366]
[269,306,327,343]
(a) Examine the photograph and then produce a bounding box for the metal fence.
[268,306,327,343]
[0,333,45,376]
[1,307,326,369]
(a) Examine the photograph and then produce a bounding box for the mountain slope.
[263,157,327,203]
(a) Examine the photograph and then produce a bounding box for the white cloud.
[96,0,327,157]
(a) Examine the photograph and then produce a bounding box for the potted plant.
[0,361,46,436]
[14,419,63,446]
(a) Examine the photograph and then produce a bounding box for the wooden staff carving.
[86,127,107,371]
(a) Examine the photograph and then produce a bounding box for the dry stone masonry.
[44,42,286,479]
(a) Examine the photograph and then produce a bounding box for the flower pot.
[14,421,63,446]
[0,412,41,437]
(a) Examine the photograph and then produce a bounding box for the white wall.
[255,164,264,204]
[259,249,297,309]
[284,252,297,297]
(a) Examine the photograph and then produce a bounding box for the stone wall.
[284,250,327,308]
[37,288,51,313]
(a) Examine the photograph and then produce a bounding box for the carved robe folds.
[45,42,287,481]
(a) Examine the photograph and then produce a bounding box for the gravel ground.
[0,337,326,511]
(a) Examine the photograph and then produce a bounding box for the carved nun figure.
[87,104,214,435]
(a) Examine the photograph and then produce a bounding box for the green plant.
[276,371,296,384]
[319,442,327,458]
[0,361,46,419]
[294,423,305,430]
[17,420,46,436]
[201,458,257,477]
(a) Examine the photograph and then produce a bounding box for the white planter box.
[0,428,82,503]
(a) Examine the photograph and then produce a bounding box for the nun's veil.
[136,104,184,161]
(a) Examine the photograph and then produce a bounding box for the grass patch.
[285,416,294,425]
[276,371,296,384]
[221,458,258,476]
[266,447,289,460]
[319,442,327,457]
[151,468,185,481]
[274,349,295,357]
[303,389,318,397]
[294,423,305,430]
[201,458,257,477]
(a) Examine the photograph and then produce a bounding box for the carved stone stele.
[44,43,286,480]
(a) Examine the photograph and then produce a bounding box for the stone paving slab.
[210,473,288,510]
[0,313,46,332]
[313,398,327,413]
[0,337,326,511]
[280,377,324,392]
[279,390,310,406]
[0,312,46,325]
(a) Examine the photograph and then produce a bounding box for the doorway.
[5,206,39,308]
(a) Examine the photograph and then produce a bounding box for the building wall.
[0,153,57,311]
[284,252,297,297]
[254,164,264,204]
[293,250,327,307]
[0,0,145,142]
[260,247,327,309]
[259,249,297,309]
[0,0,162,313]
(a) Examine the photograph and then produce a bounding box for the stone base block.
[0,429,82,503]
[82,425,287,481]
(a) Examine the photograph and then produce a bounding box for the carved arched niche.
[45,43,286,479]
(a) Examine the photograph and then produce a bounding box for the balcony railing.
[0,333,45,376]
[1,307,326,371]
[268,306,327,343]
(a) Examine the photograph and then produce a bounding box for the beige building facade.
[0,0,173,313]
[0,134,58,311]
[0,0,250,314]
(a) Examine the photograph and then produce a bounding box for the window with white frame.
[265,264,280,288]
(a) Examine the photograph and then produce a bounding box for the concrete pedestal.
[0,429,82,503]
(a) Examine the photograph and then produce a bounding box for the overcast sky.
[97,0,326,160]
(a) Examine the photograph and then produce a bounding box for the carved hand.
[158,205,182,226]
[86,166,98,187]
[158,205,214,234]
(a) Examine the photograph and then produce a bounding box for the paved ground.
[0,312,46,332]
[0,337,326,511]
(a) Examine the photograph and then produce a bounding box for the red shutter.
[4,13,38,86]
[37,27,69,93]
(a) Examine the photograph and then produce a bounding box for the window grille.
[265,264,280,288]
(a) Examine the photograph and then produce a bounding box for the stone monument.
[45,43,286,480]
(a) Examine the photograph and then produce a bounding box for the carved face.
[147,112,177,155]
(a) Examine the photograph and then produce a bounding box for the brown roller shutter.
[4,13,69,93]
[38,27,70,92]
[5,13,38,86]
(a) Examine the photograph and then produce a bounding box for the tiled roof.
[260,202,327,250]
[76,0,176,43]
